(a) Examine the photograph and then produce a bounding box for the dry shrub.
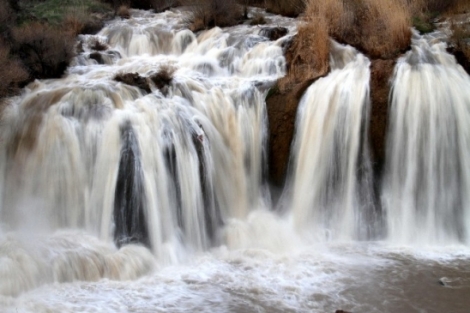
[12,22,75,79]
[360,0,411,58]
[449,0,470,13]
[63,14,86,35]
[265,0,304,17]
[278,17,329,91]
[62,6,106,36]
[188,0,242,31]
[117,5,131,18]
[305,0,411,59]
[0,44,29,99]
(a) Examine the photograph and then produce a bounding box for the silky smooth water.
[1,7,470,313]
[383,31,470,245]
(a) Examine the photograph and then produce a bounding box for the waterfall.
[1,5,470,309]
[383,31,470,245]
[0,7,294,295]
[287,42,377,242]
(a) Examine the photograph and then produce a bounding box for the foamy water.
[2,227,470,313]
[1,7,470,313]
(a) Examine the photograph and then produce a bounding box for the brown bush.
[188,0,242,31]
[63,9,107,35]
[12,22,75,79]
[63,14,86,35]
[0,44,29,99]
[304,0,412,59]
[278,16,329,91]
[117,5,131,18]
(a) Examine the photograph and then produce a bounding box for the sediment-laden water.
[1,8,470,313]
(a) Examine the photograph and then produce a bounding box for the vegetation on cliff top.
[278,0,469,92]
[0,0,116,100]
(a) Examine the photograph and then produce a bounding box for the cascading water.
[383,31,470,245]
[1,7,470,313]
[287,42,378,242]
[0,7,293,296]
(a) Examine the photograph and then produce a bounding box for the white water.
[383,31,470,245]
[288,42,377,242]
[0,7,292,296]
[1,7,470,313]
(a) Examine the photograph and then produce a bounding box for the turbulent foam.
[2,241,469,313]
[0,231,155,297]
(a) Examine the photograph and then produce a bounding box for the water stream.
[1,8,470,313]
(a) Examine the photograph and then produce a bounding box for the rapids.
[1,7,470,313]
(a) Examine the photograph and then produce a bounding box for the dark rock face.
[266,78,321,186]
[447,46,470,75]
[266,88,297,186]
[369,59,395,175]
[89,52,105,64]
[114,72,151,93]
[259,27,289,41]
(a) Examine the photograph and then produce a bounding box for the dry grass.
[405,0,469,18]
[63,14,86,35]
[117,5,131,18]
[187,0,242,31]
[0,44,29,99]
[279,0,414,90]
[12,22,75,79]
[304,0,412,59]
[278,17,329,91]
[61,5,107,36]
